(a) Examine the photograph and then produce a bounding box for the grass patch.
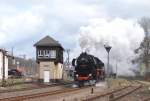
[0,78,25,87]
[108,78,131,88]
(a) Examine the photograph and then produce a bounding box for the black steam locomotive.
[72,52,105,87]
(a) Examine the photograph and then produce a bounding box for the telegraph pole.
[11,47,14,56]
[66,49,70,67]
[116,60,118,78]
[66,49,70,79]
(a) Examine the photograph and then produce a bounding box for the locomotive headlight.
[89,74,92,76]
[76,74,79,77]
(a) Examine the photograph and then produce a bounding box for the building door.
[44,71,50,83]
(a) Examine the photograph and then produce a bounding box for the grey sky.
[0,0,149,58]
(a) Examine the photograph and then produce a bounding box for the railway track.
[0,86,90,101]
[83,84,142,101]
[0,82,73,94]
[142,97,150,101]
[109,85,142,101]
[134,80,150,101]
[0,82,47,94]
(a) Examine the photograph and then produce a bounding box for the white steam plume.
[78,18,144,76]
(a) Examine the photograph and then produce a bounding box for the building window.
[38,50,43,57]
[38,50,56,59]
[44,50,49,57]
[50,50,56,58]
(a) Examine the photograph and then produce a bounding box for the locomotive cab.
[93,57,105,81]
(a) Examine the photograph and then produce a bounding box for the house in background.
[8,56,38,77]
[34,35,64,83]
[0,49,8,80]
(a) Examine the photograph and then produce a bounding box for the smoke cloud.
[78,18,145,76]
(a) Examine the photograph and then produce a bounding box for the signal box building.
[34,36,64,83]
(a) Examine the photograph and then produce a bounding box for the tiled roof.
[34,35,63,48]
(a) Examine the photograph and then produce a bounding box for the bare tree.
[138,17,150,78]
[139,17,150,36]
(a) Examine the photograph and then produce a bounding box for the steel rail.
[110,85,142,101]
[0,86,90,101]
[141,97,150,101]
[83,85,131,101]
[0,82,73,94]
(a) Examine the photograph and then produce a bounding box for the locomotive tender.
[72,52,105,87]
